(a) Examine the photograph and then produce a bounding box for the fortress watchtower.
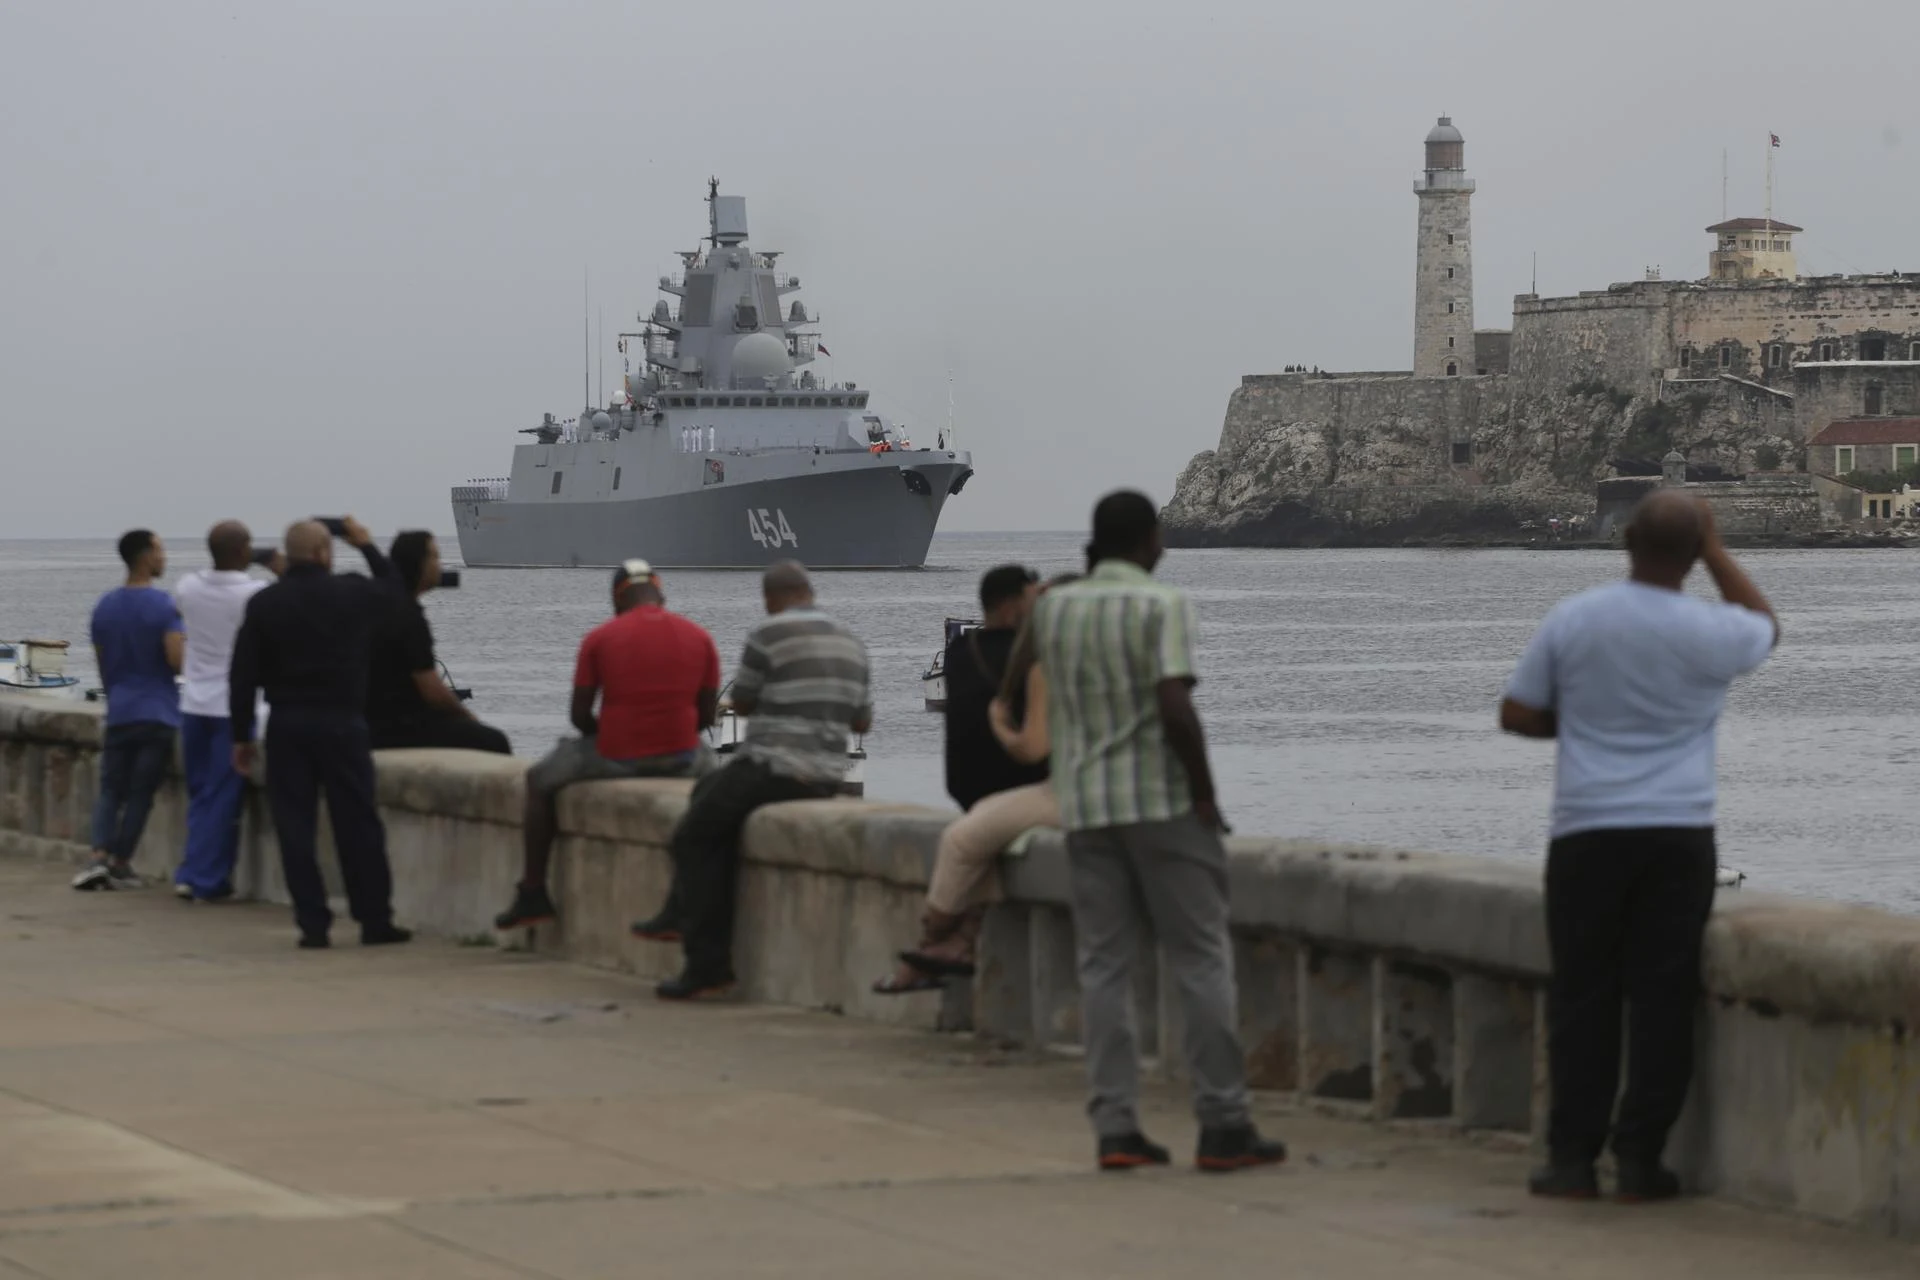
[1413,116,1476,378]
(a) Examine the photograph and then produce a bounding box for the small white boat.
[707,694,866,797]
[921,616,980,711]
[1716,865,1746,888]
[0,640,82,699]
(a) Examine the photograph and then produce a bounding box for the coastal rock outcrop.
[1162,371,1802,547]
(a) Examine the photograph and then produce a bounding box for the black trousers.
[370,708,511,755]
[264,707,395,937]
[1545,826,1717,1166]
[671,757,836,976]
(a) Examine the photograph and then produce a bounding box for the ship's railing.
[452,480,510,502]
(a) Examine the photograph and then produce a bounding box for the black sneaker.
[1615,1161,1682,1203]
[297,932,331,950]
[106,862,144,889]
[1097,1132,1171,1171]
[1528,1162,1600,1199]
[196,883,236,904]
[630,911,683,942]
[71,862,114,891]
[1195,1125,1288,1173]
[361,924,414,947]
[655,969,735,1001]
[494,885,558,930]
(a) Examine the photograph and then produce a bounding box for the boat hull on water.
[0,641,80,700]
[457,453,968,570]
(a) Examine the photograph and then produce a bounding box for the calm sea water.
[4,534,1915,912]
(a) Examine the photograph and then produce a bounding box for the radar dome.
[590,410,613,435]
[730,331,789,384]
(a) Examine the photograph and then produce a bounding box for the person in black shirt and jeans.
[230,518,412,950]
[366,531,510,755]
[876,564,1053,994]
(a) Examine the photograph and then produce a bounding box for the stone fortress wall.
[1163,117,1920,546]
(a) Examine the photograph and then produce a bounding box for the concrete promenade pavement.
[1,861,1914,1280]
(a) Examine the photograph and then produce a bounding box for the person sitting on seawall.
[492,559,721,931]
[365,530,510,755]
[171,520,280,903]
[631,560,871,1001]
[874,564,1064,995]
[72,529,185,891]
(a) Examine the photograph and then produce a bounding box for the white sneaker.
[174,882,194,900]
[71,863,114,891]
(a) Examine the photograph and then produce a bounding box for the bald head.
[1625,491,1705,577]
[207,520,252,571]
[283,520,332,567]
[762,560,814,615]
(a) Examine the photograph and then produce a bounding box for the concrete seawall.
[3,693,1916,1239]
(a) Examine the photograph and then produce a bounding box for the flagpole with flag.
[1766,132,1780,235]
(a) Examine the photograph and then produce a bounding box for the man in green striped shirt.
[1031,491,1285,1174]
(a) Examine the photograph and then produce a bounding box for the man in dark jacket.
[365,530,510,754]
[876,564,1051,994]
[230,518,411,950]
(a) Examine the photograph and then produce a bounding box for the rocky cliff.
[1161,372,1801,547]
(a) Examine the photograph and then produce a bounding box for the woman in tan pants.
[876,582,1069,993]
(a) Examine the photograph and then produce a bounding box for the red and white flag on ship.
[1770,133,1781,147]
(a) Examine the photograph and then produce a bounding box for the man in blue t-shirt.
[1501,491,1777,1204]
[73,529,185,891]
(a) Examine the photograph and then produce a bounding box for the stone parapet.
[2,693,1917,1238]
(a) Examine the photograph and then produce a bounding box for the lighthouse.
[1413,116,1476,378]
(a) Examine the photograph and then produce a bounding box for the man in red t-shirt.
[494,560,720,929]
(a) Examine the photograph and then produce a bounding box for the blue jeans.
[89,721,176,863]
[178,714,244,896]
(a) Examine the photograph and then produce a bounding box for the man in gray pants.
[1030,491,1285,1173]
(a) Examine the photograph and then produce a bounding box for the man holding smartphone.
[230,517,410,949]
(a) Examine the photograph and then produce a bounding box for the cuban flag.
[817,342,831,357]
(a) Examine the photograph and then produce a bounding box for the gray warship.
[451,183,973,568]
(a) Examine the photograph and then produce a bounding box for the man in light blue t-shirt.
[74,529,185,891]
[1501,490,1776,1204]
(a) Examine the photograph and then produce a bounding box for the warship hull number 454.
[452,184,974,568]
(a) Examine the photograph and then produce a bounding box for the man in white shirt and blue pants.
[1501,490,1777,1203]
[173,521,275,902]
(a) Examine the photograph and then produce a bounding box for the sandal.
[899,949,977,979]
[872,971,947,995]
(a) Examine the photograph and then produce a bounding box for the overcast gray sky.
[4,1,1913,541]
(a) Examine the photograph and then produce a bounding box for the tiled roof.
[1809,418,1920,446]
[1707,217,1804,233]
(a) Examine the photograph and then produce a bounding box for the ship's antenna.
[947,372,955,448]
[597,305,604,405]
[1531,251,1537,295]
[1721,148,1728,224]
[582,268,590,414]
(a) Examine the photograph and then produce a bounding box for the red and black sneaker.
[655,969,736,1001]
[1528,1161,1600,1199]
[630,910,682,943]
[1097,1132,1171,1171]
[1195,1125,1287,1173]
[493,885,557,931]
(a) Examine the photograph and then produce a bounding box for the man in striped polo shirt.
[1031,490,1285,1174]
[639,560,871,1000]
